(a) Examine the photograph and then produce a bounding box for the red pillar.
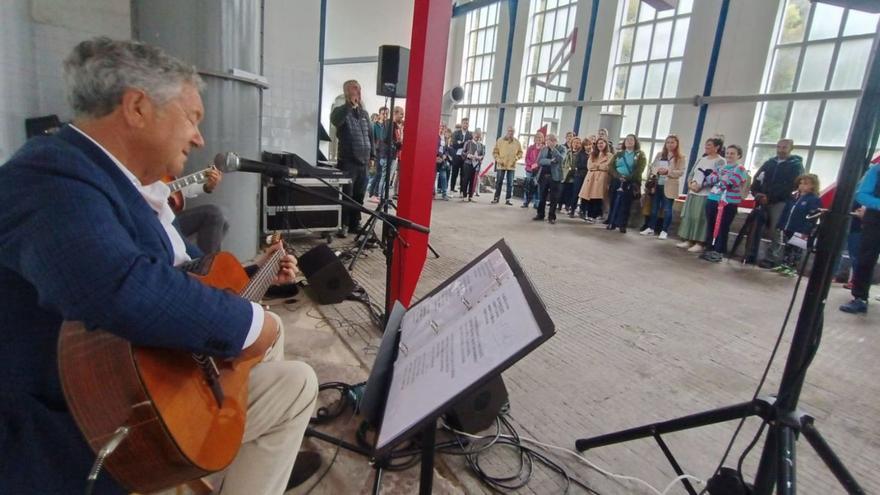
[390,0,452,307]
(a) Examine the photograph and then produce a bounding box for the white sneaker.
[658,231,668,240]
[639,228,654,236]
[676,241,691,249]
[687,244,705,253]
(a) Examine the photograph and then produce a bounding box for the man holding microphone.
[330,80,375,238]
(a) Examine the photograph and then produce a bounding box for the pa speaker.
[297,244,355,304]
[444,375,508,434]
[377,45,409,98]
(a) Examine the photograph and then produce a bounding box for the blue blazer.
[0,126,254,493]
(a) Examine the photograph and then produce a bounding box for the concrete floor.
[282,194,879,495]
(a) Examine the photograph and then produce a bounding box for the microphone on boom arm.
[214,152,298,179]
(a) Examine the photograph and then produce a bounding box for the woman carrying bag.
[606,134,647,233]
[641,135,686,240]
[676,137,726,252]
[578,137,613,223]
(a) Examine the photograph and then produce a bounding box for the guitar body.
[58,252,264,493]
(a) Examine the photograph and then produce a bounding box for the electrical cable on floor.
[444,418,702,495]
[306,377,701,494]
[303,411,356,495]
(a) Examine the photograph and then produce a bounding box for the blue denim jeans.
[436,167,449,197]
[494,169,514,200]
[522,171,542,207]
[649,185,675,232]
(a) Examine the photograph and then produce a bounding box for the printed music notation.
[377,248,543,449]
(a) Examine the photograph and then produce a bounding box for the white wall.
[261,0,321,159]
[0,0,130,162]
[320,0,414,144]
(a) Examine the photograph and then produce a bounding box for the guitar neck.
[239,249,284,302]
[167,168,211,193]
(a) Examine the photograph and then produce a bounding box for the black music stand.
[306,239,555,494]
[371,239,554,493]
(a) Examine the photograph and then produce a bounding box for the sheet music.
[377,248,543,449]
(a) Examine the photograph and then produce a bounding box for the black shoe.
[619,227,627,234]
[505,200,513,206]
[491,198,499,204]
[286,451,323,490]
[520,204,529,208]
[758,260,778,269]
[743,256,757,265]
[549,218,557,224]
[532,216,544,221]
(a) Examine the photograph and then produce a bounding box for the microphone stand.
[271,176,428,324]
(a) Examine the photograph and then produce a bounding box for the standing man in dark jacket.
[750,138,804,267]
[840,162,880,314]
[450,117,472,195]
[330,79,375,237]
[532,134,566,224]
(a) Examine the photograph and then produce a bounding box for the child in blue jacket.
[776,174,823,275]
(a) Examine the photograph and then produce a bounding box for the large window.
[456,3,501,134]
[604,0,692,159]
[514,0,578,148]
[749,0,878,187]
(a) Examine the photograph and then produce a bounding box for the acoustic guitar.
[57,243,284,493]
[164,167,215,213]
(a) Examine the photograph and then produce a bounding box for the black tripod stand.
[576,36,880,495]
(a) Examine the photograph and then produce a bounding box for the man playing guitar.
[0,38,317,494]
[174,165,230,254]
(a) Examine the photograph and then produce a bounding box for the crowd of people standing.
[430,117,877,312]
[334,96,876,315]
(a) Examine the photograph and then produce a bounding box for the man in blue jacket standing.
[840,160,880,314]
[0,38,317,494]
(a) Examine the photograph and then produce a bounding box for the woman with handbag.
[522,132,544,208]
[435,128,454,200]
[569,136,592,218]
[641,135,686,240]
[676,137,726,252]
[578,137,613,223]
[606,134,647,233]
[560,137,582,215]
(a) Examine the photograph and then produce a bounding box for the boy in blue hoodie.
[774,174,823,276]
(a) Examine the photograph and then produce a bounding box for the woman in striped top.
[700,144,749,262]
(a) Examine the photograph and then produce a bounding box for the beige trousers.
[211,312,318,494]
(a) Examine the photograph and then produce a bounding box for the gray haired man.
[0,37,318,494]
[330,79,376,237]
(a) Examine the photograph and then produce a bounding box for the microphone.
[214,152,298,178]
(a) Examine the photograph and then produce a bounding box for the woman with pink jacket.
[521,132,544,208]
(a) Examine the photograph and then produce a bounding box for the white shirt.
[69,125,263,348]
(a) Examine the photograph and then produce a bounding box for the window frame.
[456,3,502,134]
[748,0,878,186]
[602,0,694,160]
